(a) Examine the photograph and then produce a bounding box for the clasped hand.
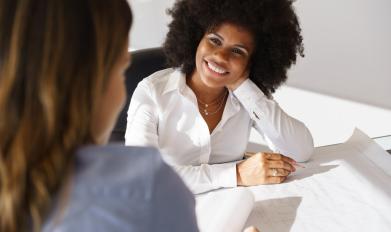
[236,152,296,186]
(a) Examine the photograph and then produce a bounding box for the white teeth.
[207,62,227,74]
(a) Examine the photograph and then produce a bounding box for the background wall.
[128,0,391,146]
[288,0,391,109]
[129,0,175,49]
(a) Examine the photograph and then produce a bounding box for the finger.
[267,160,294,172]
[265,152,297,164]
[263,152,282,160]
[266,176,286,184]
[281,156,296,172]
[267,168,290,177]
[281,155,296,165]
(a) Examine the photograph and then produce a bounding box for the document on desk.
[195,128,391,232]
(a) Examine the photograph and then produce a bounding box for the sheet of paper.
[245,128,391,232]
[196,188,254,232]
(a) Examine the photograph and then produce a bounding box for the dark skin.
[186,78,228,133]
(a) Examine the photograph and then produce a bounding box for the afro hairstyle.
[163,0,304,97]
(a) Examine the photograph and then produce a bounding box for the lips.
[204,60,229,75]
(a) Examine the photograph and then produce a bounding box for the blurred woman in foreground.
[0,0,198,231]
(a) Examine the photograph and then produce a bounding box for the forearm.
[172,162,237,194]
[260,114,314,162]
[234,79,314,162]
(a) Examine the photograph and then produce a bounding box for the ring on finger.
[271,168,278,177]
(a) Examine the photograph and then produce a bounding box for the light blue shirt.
[43,145,198,232]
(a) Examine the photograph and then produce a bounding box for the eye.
[208,37,221,46]
[231,47,245,56]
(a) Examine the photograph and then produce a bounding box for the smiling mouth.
[205,60,228,75]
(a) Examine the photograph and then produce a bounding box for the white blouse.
[125,68,314,194]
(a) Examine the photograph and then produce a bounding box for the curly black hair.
[163,0,304,97]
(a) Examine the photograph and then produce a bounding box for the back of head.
[0,0,132,231]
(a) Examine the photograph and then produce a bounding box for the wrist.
[236,163,243,186]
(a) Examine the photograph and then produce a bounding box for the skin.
[188,22,296,187]
[90,43,131,145]
[190,23,254,95]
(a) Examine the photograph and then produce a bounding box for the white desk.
[196,129,391,232]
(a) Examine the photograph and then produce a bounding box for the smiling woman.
[125,0,314,194]
[194,23,255,91]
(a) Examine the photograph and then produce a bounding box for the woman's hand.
[236,152,296,186]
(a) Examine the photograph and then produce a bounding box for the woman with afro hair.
[126,0,314,194]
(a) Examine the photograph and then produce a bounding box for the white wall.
[128,0,175,49]
[127,0,391,145]
[289,0,391,109]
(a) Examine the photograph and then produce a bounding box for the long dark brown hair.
[0,0,132,231]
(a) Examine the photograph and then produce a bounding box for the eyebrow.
[210,32,250,54]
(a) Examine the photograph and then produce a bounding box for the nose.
[213,47,229,63]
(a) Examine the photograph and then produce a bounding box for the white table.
[196,129,391,232]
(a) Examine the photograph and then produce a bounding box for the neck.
[186,72,227,103]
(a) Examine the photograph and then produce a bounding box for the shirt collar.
[161,69,241,112]
[227,90,241,112]
[162,69,187,95]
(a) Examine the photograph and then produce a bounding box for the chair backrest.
[109,47,168,143]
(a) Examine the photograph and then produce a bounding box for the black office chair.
[109,47,168,143]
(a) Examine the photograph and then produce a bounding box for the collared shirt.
[43,145,198,232]
[125,68,314,194]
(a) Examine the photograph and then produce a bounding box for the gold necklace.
[197,90,228,116]
[197,91,225,107]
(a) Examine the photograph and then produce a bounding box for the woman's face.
[91,45,131,144]
[193,22,255,89]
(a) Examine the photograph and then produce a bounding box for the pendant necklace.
[197,90,228,116]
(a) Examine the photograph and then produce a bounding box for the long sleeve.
[125,79,238,194]
[125,81,159,148]
[233,79,314,162]
[171,162,237,194]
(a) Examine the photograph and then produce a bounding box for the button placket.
[199,133,211,164]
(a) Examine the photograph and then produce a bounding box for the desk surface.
[197,129,391,232]
[244,130,391,232]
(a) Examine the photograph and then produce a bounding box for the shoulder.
[139,68,175,88]
[137,68,182,96]
[44,145,187,231]
[74,144,164,185]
